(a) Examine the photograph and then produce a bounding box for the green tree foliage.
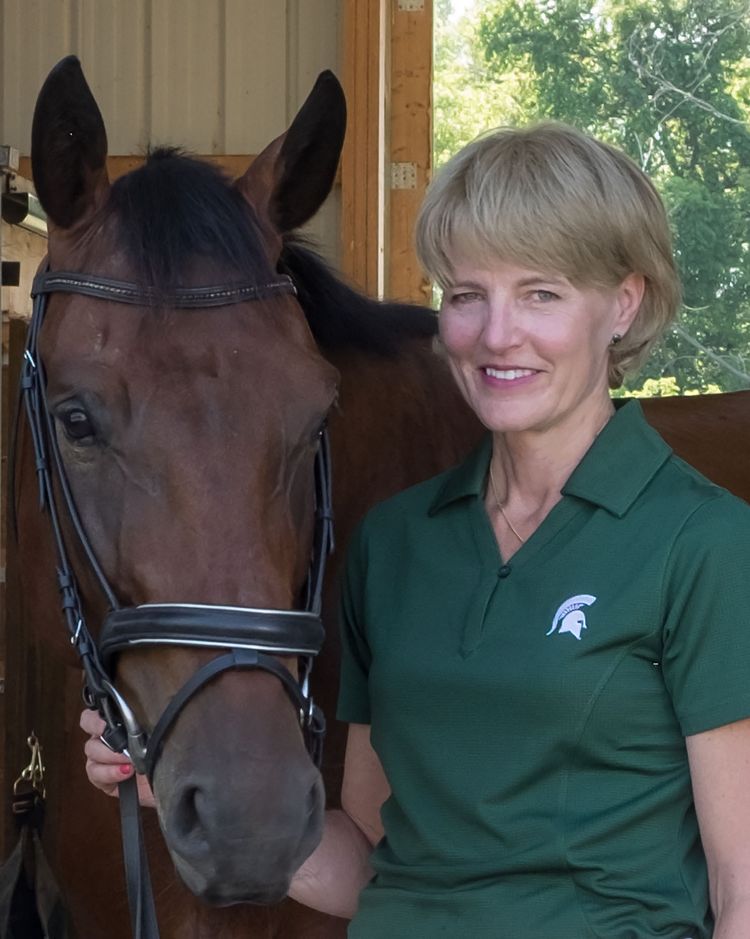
[433,0,519,167]
[435,0,750,392]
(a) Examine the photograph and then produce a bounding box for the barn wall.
[0,0,342,258]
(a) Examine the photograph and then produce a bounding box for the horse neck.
[326,337,483,549]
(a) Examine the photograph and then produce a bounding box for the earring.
[610,333,623,346]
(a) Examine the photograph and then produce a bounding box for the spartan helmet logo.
[546,594,597,640]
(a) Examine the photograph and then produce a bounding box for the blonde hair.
[416,122,681,387]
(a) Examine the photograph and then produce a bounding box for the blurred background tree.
[434,0,750,394]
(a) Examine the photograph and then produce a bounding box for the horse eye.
[58,407,96,442]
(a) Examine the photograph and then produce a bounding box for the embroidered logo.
[546,594,597,640]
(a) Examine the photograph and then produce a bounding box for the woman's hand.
[79,709,156,809]
[288,724,387,918]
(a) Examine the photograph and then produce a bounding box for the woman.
[82,123,750,937]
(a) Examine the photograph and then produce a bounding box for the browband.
[32,271,297,308]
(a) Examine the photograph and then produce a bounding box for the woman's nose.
[483,299,520,350]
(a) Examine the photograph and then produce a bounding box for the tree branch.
[626,12,750,131]
[671,322,750,384]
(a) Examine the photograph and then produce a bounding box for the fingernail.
[119,764,134,776]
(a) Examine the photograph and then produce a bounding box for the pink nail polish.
[119,764,133,776]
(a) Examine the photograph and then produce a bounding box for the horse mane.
[106,148,438,354]
[106,147,276,290]
[281,239,438,356]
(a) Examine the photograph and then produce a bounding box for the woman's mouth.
[483,367,538,381]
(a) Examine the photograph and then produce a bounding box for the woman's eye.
[58,408,96,442]
[532,289,559,302]
[449,291,482,305]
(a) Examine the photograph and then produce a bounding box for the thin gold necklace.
[488,464,524,544]
[486,412,613,545]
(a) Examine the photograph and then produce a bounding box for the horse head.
[21,55,346,905]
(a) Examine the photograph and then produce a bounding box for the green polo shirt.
[337,399,750,939]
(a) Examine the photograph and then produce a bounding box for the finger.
[79,708,106,736]
[136,776,157,810]
[89,762,156,809]
[85,752,156,808]
[83,734,131,765]
[85,757,134,798]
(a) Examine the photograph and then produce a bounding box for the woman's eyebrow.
[515,274,567,287]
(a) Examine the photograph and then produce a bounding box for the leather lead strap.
[118,776,159,939]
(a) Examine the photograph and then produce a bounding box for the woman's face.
[439,259,643,437]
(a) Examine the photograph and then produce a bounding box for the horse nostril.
[171,784,205,845]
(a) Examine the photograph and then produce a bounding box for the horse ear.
[236,70,346,234]
[31,55,109,230]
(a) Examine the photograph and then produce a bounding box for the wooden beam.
[341,0,388,296]
[388,0,432,304]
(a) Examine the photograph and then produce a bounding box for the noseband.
[20,265,334,939]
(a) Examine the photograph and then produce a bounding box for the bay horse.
[10,55,750,939]
[11,56,482,939]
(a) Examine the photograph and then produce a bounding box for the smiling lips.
[483,366,538,381]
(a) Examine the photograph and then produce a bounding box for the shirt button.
[498,564,512,578]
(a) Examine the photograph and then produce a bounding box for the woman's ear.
[614,272,646,336]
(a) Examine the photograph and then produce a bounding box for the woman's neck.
[487,398,615,554]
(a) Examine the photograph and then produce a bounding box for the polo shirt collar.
[428,435,492,515]
[429,399,672,518]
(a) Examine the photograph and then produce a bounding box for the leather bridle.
[19,265,335,939]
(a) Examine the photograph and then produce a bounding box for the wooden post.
[0,317,31,861]
[387,0,432,304]
[340,0,388,297]
[0,217,46,859]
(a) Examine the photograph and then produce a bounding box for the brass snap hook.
[12,732,46,815]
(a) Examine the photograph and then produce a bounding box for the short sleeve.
[336,519,373,724]
[661,491,750,736]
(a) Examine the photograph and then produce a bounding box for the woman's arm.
[687,717,750,938]
[81,711,389,919]
[288,722,391,918]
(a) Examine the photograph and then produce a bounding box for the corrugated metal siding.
[1,0,342,256]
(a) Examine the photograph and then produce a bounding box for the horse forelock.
[103,148,276,292]
[94,149,438,353]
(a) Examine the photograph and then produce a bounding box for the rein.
[19,265,335,939]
